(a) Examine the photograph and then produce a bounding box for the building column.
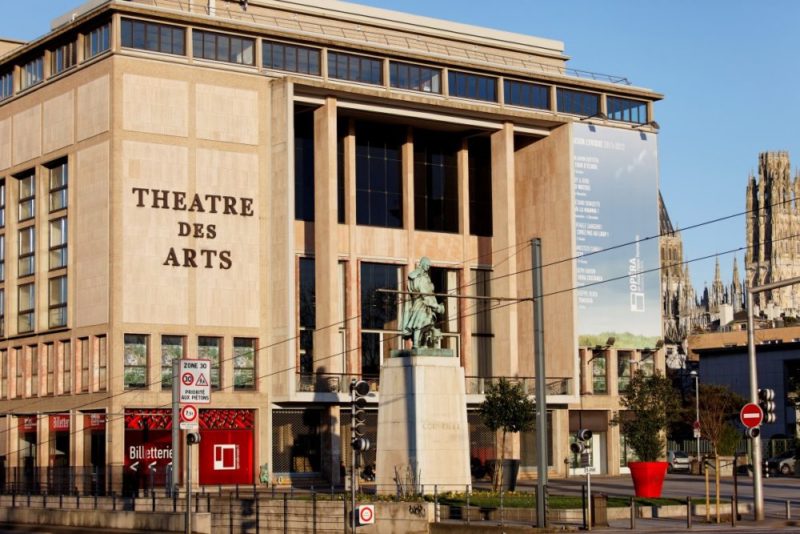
[458,140,473,371]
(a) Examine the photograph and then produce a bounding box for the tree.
[695,384,746,456]
[617,370,681,462]
[479,378,536,490]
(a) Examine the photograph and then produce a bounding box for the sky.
[3,0,799,291]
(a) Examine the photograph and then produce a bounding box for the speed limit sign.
[357,504,375,525]
[180,404,198,430]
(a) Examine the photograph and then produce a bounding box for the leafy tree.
[479,378,536,490]
[617,370,681,462]
[694,384,746,456]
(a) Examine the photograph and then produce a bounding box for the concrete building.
[0,0,664,491]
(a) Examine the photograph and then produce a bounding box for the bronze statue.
[401,257,444,348]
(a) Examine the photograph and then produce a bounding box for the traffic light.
[758,388,776,424]
[351,379,371,451]
[186,432,201,445]
[569,429,593,454]
[746,427,761,439]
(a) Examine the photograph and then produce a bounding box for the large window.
[298,257,315,374]
[18,172,35,221]
[51,41,76,75]
[0,289,4,338]
[49,160,68,212]
[18,283,35,333]
[49,217,67,270]
[48,276,67,328]
[1,350,6,398]
[592,351,608,394]
[160,335,184,390]
[471,269,493,377]
[413,130,459,233]
[45,344,54,395]
[192,29,254,65]
[62,340,71,393]
[21,56,44,91]
[390,61,441,93]
[557,88,600,117]
[0,234,5,282]
[607,96,647,124]
[18,226,35,277]
[233,338,256,390]
[448,70,497,102]
[123,334,147,389]
[79,337,89,392]
[98,335,107,391]
[504,79,549,110]
[121,18,185,55]
[263,41,320,75]
[360,263,401,377]
[355,121,404,228]
[30,346,39,396]
[468,137,492,237]
[328,51,382,85]
[0,179,5,227]
[294,109,315,222]
[198,336,221,389]
[0,71,12,101]
[84,23,111,59]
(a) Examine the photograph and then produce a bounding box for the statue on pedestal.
[401,257,444,349]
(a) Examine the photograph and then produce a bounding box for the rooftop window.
[448,70,497,102]
[504,79,549,110]
[0,71,12,101]
[263,40,320,75]
[328,51,382,85]
[607,96,647,124]
[121,18,185,56]
[556,88,599,117]
[192,29,254,65]
[390,61,441,94]
[51,41,76,75]
[84,22,110,59]
[20,56,44,91]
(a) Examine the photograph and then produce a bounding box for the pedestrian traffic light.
[758,388,776,424]
[352,437,371,451]
[745,427,761,439]
[570,429,593,454]
[186,432,201,445]
[351,379,370,437]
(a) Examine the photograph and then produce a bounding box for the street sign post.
[179,359,212,404]
[740,403,764,429]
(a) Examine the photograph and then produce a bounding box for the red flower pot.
[628,461,668,498]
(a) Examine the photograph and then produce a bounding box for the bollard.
[112,492,116,512]
[466,485,471,526]
[312,491,317,534]
[730,496,735,527]
[788,500,792,520]
[630,497,635,530]
[687,496,692,529]
[151,490,155,512]
[434,485,439,523]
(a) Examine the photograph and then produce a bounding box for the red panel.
[84,413,106,431]
[124,429,173,471]
[198,429,253,485]
[199,409,254,430]
[18,416,37,432]
[125,409,172,430]
[49,414,70,433]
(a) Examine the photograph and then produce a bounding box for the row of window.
[123,334,257,391]
[0,337,106,399]
[1,16,649,124]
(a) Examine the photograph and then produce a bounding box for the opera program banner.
[573,123,661,349]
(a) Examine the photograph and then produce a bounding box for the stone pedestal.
[375,350,471,494]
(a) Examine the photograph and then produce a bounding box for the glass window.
[48,276,67,328]
[62,340,71,393]
[46,343,54,395]
[0,179,5,227]
[121,18,185,56]
[556,88,600,117]
[618,351,633,391]
[49,217,67,270]
[18,172,35,221]
[18,226,35,277]
[328,51,382,85]
[18,282,35,334]
[607,96,647,124]
[49,161,68,212]
[299,257,315,374]
[448,70,497,102]
[84,23,111,59]
[0,71,12,101]
[294,108,315,222]
[471,269,493,377]
[198,336,221,389]
[21,56,44,90]
[337,121,347,224]
[413,129,459,233]
[98,336,107,391]
[355,121,404,228]
[504,79,549,110]
[0,350,6,399]
[360,263,401,376]
[390,61,441,93]
[192,29,254,65]
[14,349,22,397]
[468,136,492,237]
[51,41,76,75]
[233,338,256,390]
[0,234,5,282]
[124,334,147,389]
[30,346,39,396]
[80,337,89,392]
[592,351,607,394]
[0,288,4,338]
[263,40,320,75]
[160,335,184,390]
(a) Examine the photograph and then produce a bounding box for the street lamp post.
[690,370,700,460]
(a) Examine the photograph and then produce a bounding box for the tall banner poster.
[573,123,661,349]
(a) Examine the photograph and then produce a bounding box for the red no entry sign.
[740,403,763,429]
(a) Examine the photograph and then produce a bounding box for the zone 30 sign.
[179,359,212,404]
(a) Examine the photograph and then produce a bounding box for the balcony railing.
[295,372,572,396]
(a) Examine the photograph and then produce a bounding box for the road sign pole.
[185,435,192,534]
[172,359,180,491]
[746,289,764,520]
